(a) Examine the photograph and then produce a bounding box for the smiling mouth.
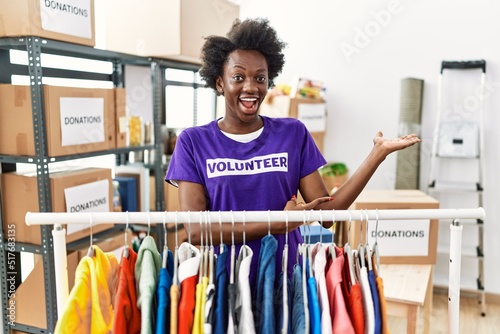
[240,97,258,110]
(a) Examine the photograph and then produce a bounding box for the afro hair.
[199,18,286,94]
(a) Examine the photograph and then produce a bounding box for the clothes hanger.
[306,210,314,278]
[372,209,381,277]
[187,211,192,246]
[147,211,151,237]
[267,210,271,237]
[198,211,204,283]
[328,210,336,260]
[229,210,236,285]
[282,210,289,274]
[218,210,224,254]
[318,209,324,247]
[281,210,289,334]
[300,209,310,334]
[364,209,373,272]
[86,212,94,257]
[172,211,180,286]
[123,211,130,259]
[203,211,209,278]
[241,210,247,257]
[162,211,168,269]
[344,211,356,286]
[207,211,215,284]
[357,210,366,269]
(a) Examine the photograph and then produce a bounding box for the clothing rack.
[25,207,486,334]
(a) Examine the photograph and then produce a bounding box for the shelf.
[0,145,155,164]
[437,245,483,259]
[428,181,482,193]
[433,274,484,293]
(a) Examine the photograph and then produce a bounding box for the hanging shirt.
[155,250,174,334]
[376,276,390,334]
[177,242,201,334]
[213,245,229,334]
[359,266,375,334]
[291,264,306,334]
[113,248,141,334]
[204,247,217,334]
[193,277,208,334]
[55,246,119,334]
[307,275,321,334]
[325,246,354,334]
[135,235,162,334]
[368,269,382,334]
[312,243,332,334]
[253,234,278,334]
[341,251,365,334]
[169,284,180,334]
[166,116,327,283]
[235,245,256,334]
[275,269,292,334]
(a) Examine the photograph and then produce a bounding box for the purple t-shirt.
[165,116,327,283]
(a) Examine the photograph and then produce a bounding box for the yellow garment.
[192,282,204,334]
[192,276,209,334]
[55,246,119,334]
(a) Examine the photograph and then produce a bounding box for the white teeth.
[241,98,257,101]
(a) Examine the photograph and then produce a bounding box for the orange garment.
[170,284,180,334]
[341,251,364,334]
[376,277,390,334]
[113,248,141,334]
[178,275,198,334]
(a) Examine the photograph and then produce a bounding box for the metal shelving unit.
[0,36,201,333]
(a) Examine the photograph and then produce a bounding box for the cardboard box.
[0,0,95,47]
[259,95,327,150]
[310,132,325,154]
[115,88,127,148]
[1,167,114,244]
[0,84,116,157]
[101,0,239,62]
[348,189,440,265]
[149,175,180,212]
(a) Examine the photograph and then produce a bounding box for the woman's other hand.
[284,195,332,211]
[373,131,421,154]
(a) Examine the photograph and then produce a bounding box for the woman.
[165,18,420,283]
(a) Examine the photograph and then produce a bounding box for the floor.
[388,291,500,333]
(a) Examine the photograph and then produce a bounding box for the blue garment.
[368,269,382,334]
[306,257,320,334]
[155,250,173,334]
[213,245,229,334]
[291,264,305,334]
[253,235,278,334]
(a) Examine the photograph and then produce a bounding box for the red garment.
[325,246,355,334]
[340,250,365,334]
[178,274,198,334]
[113,248,141,334]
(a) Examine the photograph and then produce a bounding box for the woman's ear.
[216,76,224,95]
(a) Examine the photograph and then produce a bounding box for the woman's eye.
[233,75,243,81]
[257,76,267,83]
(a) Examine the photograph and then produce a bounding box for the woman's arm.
[298,132,421,228]
[176,180,330,245]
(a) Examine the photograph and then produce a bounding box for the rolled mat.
[395,78,424,189]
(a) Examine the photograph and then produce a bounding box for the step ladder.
[428,59,486,316]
